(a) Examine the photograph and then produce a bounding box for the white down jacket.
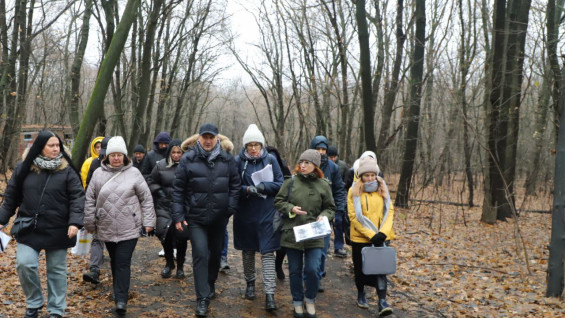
[84,161,156,242]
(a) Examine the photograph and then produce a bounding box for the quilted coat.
[84,161,156,243]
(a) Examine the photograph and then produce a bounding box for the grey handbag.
[361,243,397,275]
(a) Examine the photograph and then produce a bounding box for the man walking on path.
[172,124,240,317]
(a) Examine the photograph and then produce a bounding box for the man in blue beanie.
[141,132,172,178]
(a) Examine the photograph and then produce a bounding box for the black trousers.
[163,226,188,267]
[351,241,387,297]
[188,222,225,300]
[105,238,138,304]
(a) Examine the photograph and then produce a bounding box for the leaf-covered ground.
[0,176,563,317]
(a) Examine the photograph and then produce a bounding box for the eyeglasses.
[246,143,262,149]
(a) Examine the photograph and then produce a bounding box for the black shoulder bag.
[11,174,52,238]
[273,175,294,233]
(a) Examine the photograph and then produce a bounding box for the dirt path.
[70,219,419,318]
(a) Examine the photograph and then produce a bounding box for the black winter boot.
[244,280,256,299]
[265,294,276,311]
[378,299,393,316]
[195,298,209,317]
[161,259,175,278]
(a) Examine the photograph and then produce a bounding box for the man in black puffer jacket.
[172,124,240,317]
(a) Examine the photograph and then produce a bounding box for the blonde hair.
[351,175,387,198]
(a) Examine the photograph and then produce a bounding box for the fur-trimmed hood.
[22,146,71,173]
[180,134,234,153]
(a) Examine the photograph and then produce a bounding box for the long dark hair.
[15,130,80,199]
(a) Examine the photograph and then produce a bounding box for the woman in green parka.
[274,149,335,318]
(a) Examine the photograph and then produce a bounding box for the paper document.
[0,230,11,253]
[293,216,332,242]
[251,164,273,185]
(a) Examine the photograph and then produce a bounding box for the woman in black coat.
[148,139,187,279]
[0,131,85,318]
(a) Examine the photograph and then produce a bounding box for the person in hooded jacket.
[80,136,104,188]
[141,132,172,178]
[84,136,156,316]
[148,139,188,279]
[172,124,240,317]
[234,124,284,311]
[274,149,335,318]
[0,131,84,318]
[82,136,111,284]
[310,136,346,293]
[347,156,395,316]
[132,144,146,170]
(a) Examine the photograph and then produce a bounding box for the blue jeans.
[333,211,345,250]
[287,247,322,306]
[16,243,67,315]
[318,234,330,278]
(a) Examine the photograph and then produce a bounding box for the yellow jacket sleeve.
[80,157,93,188]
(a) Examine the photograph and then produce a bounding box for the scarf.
[320,154,328,167]
[353,178,391,233]
[196,139,221,165]
[364,181,379,193]
[33,153,63,171]
[244,149,264,160]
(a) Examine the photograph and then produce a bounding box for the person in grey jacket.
[84,136,156,316]
[0,130,84,318]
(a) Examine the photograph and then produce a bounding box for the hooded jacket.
[171,134,240,226]
[140,132,172,177]
[0,149,85,250]
[147,140,182,240]
[80,136,104,188]
[347,186,395,243]
[233,148,284,253]
[84,161,156,243]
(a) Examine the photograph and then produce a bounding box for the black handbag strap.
[32,174,52,229]
[286,175,294,201]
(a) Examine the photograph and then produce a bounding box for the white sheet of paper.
[251,164,273,185]
[293,216,332,242]
[0,230,11,253]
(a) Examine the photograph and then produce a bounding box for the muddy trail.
[67,220,422,318]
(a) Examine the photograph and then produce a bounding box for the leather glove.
[370,232,387,246]
[256,183,266,194]
[247,186,259,197]
[147,229,156,237]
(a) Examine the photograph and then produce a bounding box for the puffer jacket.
[84,161,156,243]
[0,153,84,250]
[140,132,171,177]
[234,148,284,253]
[274,173,336,250]
[147,140,182,240]
[80,136,104,188]
[347,185,395,243]
[172,134,240,226]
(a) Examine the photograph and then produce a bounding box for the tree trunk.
[72,0,141,168]
[355,0,377,151]
[128,0,163,152]
[376,0,405,154]
[395,0,426,208]
[547,66,565,297]
[66,0,93,135]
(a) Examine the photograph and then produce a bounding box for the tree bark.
[355,0,377,151]
[72,0,141,168]
[395,0,426,208]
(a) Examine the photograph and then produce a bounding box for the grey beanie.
[299,149,321,167]
[357,156,380,176]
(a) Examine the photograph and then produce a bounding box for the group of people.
[0,123,396,318]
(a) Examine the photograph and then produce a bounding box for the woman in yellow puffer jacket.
[80,136,104,188]
[347,156,395,317]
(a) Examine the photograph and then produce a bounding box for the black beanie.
[327,145,338,157]
[133,144,146,154]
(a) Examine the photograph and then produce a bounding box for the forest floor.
[0,176,564,317]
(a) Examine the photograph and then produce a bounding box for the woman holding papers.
[234,124,284,311]
[347,156,395,316]
[274,149,335,318]
[0,130,84,318]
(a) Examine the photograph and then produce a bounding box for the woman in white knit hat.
[84,136,156,316]
[347,156,395,316]
[234,124,284,311]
